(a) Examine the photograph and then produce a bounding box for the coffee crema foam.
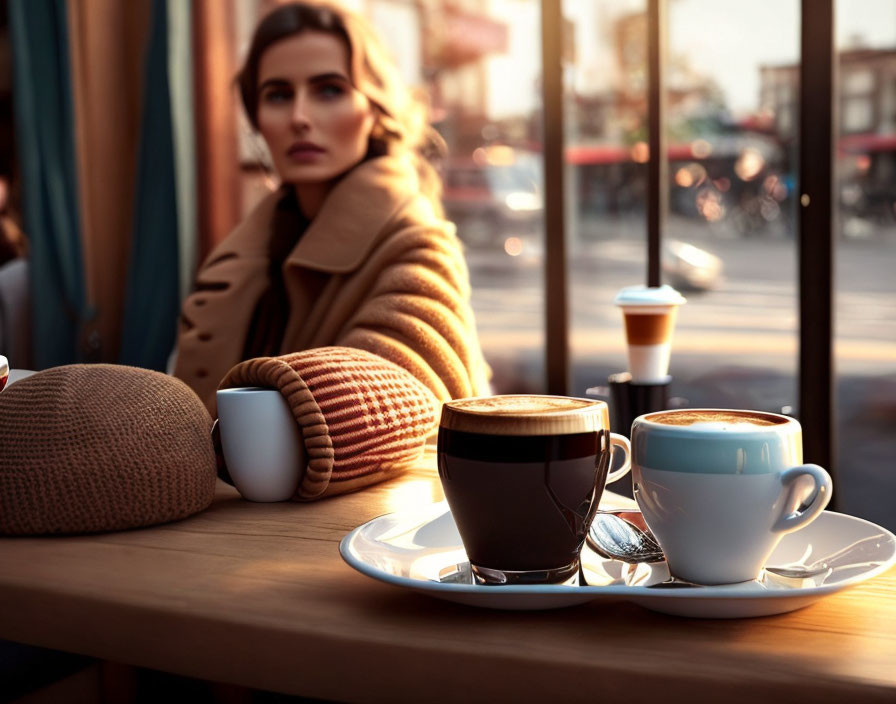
[644,410,788,427]
[441,395,608,436]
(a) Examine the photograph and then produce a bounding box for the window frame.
[539,0,839,504]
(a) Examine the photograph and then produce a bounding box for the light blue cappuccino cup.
[632,409,833,585]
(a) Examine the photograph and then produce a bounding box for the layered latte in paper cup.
[614,285,686,383]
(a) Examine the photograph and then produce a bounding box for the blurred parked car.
[663,239,723,291]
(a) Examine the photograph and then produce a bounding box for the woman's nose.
[290,93,312,130]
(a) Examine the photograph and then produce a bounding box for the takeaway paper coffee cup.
[614,285,686,383]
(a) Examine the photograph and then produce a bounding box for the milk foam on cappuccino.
[646,409,787,429]
[615,285,686,383]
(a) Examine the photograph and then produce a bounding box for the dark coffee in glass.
[437,395,631,585]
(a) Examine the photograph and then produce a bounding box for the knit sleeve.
[219,347,441,500]
[335,226,491,402]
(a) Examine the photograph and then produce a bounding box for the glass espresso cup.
[437,395,631,586]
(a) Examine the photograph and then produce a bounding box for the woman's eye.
[262,88,292,103]
[316,83,345,99]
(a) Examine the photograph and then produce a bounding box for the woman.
[174,4,489,423]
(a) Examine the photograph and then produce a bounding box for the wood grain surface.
[1,449,894,703]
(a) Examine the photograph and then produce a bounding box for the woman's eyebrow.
[308,72,351,84]
[259,77,291,92]
[259,72,351,92]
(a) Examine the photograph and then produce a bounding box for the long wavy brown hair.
[237,2,445,215]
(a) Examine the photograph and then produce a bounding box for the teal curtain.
[10,0,89,369]
[119,0,180,370]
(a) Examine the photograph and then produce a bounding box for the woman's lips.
[286,142,325,162]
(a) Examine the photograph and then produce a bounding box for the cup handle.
[605,432,632,484]
[771,463,833,534]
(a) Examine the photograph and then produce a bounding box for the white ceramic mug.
[216,387,305,502]
[631,409,833,585]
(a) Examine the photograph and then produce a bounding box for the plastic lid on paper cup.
[614,285,686,308]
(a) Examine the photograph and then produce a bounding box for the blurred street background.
[1,0,893,527]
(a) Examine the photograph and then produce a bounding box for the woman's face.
[256,31,375,189]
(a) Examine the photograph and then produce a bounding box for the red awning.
[839,133,896,154]
[565,143,696,165]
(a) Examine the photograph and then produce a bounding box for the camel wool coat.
[174,156,490,414]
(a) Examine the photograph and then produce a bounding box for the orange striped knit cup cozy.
[217,347,441,500]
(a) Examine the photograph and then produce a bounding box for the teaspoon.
[588,510,831,580]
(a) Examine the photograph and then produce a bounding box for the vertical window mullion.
[541,0,569,394]
[799,0,838,505]
[646,0,667,287]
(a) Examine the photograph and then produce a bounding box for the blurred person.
[0,220,24,266]
[0,176,31,369]
[174,2,490,415]
[0,177,26,266]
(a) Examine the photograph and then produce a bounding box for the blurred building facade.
[761,47,896,231]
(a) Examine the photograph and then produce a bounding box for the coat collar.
[220,155,429,273]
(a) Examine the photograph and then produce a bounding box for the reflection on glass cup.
[437,395,631,586]
[614,285,686,383]
[632,408,833,585]
[216,387,305,502]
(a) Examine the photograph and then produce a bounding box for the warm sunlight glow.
[691,139,713,158]
[472,147,489,165]
[504,236,523,256]
[675,167,694,188]
[504,192,540,211]
[630,141,650,163]
[385,479,444,514]
[734,148,765,181]
[696,188,726,221]
[674,163,707,188]
[763,174,788,201]
[482,144,516,166]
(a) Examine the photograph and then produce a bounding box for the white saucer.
[339,502,896,618]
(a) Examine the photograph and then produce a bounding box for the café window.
[221,0,895,531]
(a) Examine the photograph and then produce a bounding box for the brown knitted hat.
[0,364,217,535]
[219,346,440,500]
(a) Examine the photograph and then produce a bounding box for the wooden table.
[1,449,895,703]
